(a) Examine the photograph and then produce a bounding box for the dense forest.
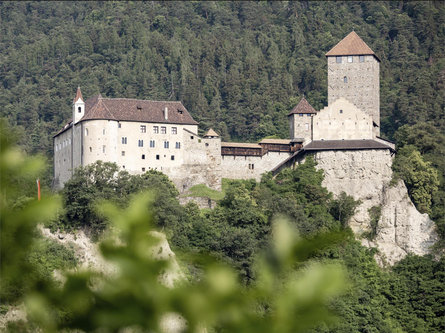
[1,2,445,332]
[0,1,444,149]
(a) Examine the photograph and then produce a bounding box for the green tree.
[392,146,439,214]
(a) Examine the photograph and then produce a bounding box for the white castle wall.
[289,113,313,143]
[175,132,222,191]
[312,98,374,140]
[54,128,73,189]
[221,151,291,181]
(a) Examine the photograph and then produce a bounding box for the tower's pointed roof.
[288,97,317,116]
[204,128,219,137]
[73,86,84,103]
[326,31,379,61]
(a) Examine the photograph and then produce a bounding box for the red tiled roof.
[325,31,379,61]
[55,94,198,137]
[81,96,198,125]
[288,97,317,116]
[73,86,84,103]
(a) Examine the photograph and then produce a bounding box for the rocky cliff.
[313,149,438,265]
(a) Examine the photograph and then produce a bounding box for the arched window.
[78,106,81,113]
[344,76,348,83]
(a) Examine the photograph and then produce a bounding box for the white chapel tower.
[73,86,85,124]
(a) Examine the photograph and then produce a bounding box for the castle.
[54,31,394,192]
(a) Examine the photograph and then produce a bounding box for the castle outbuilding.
[54,31,393,191]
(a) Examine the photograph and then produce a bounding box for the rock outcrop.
[313,149,438,265]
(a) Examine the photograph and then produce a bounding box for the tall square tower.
[326,31,380,136]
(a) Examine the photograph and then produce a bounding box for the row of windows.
[298,113,312,117]
[84,126,178,136]
[141,125,177,134]
[336,55,365,63]
[121,154,176,162]
[130,139,180,149]
[55,139,71,151]
[122,165,171,172]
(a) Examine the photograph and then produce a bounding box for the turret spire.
[73,86,84,103]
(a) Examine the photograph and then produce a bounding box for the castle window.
[344,76,348,83]
[142,154,145,159]
[172,127,177,134]
[175,142,181,149]
[299,113,303,117]
[138,140,144,147]
[118,123,121,128]
[89,147,92,152]
[153,126,159,134]
[102,145,106,153]
[164,141,169,148]
[85,128,88,136]
[78,107,81,113]
[140,125,146,133]
[307,114,311,116]
[122,137,127,144]
[171,155,175,161]
[150,140,155,148]
[191,136,194,139]
[103,129,105,135]
[156,155,160,160]
[142,167,145,172]
[348,55,353,63]
[122,151,125,156]
[123,165,125,169]
[359,55,365,62]
[340,109,343,114]
[336,56,342,63]
[305,123,309,131]
[161,126,167,134]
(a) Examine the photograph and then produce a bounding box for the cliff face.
[313,149,438,265]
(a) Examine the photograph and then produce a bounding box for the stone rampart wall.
[221,151,291,181]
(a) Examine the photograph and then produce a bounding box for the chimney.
[164,106,168,120]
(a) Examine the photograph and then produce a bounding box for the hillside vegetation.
[1,3,444,331]
[0,1,443,150]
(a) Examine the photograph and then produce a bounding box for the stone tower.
[326,31,380,136]
[288,97,317,143]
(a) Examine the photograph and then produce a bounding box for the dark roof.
[303,140,394,151]
[325,31,380,61]
[288,97,317,116]
[54,121,73,137]
[81,95,198,125]
[271,139,394,175]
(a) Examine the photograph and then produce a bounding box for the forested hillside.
[1,1,444,154]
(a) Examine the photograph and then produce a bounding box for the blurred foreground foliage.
[2,120,444,333]
[1,120,348,332]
